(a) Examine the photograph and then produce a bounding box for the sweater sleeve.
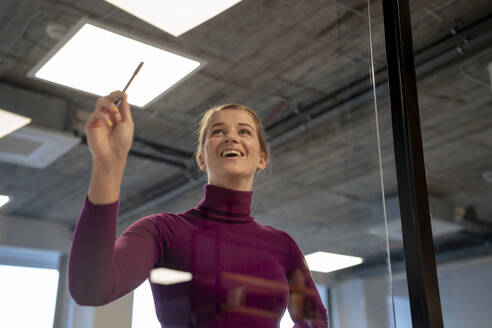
[286,236,328,328]
[68,195,160,306]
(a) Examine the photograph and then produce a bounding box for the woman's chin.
[222,170,248,177]
[218,167,254,179]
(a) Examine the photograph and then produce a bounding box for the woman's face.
[199,109,267,190]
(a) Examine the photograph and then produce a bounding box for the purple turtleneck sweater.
[69,184,328,327]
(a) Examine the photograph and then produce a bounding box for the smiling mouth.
[220,149,244,158]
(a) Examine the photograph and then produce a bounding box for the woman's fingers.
[87,91,132,135]
[106,90,123,103]
[96,96,118,113]
[87,109,113,128]
[118,93,133,123]
[95,92,131,123]
[95,96,123,122]
[100,104,122,123]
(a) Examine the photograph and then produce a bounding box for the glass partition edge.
[381,0,444,327]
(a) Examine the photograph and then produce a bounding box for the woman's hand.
[85,91,134,164]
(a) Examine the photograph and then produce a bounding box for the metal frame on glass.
[382,0,444,327]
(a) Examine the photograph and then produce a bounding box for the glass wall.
[0,0,418,327]
[409,0,492,327]
[126,1,403,327]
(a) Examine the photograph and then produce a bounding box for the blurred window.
[0,264,59,328]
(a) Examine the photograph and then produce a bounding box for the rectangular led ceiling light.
[0,109,31,139]
[28,19,204,108]
[305,251,364,273]
[104,0,243,37]
[0,195,9,208]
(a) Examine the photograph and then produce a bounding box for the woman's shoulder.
[252,221,294,243]
[252,222,302,252]
[124,211,189,233]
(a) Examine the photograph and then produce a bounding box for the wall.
[0,214,72,252]
[325,254,492,328]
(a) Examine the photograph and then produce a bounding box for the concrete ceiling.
[1,0,492,267]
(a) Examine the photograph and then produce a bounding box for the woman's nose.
[224,132,239,143]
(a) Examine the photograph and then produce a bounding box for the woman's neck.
[194,184,254,222]
[207,176,253,191]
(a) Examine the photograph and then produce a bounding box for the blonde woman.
[69,91,328,327]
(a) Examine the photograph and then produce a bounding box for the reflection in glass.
[19,1,401,327]
[68,0,397,326]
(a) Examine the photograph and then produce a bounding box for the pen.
[115,61,144,108]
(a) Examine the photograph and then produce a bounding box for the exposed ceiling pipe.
[79,135,196,171]
[266,13,492,137]
[118,175,206,227]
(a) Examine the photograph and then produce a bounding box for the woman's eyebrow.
[210,122,225,129]
[238,123,254,129]
[210,122,253,129]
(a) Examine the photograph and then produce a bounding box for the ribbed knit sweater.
[69,184,328,327]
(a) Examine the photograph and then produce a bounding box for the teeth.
[221,149,242,157]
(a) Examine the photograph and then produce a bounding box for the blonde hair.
[194,104,270,172]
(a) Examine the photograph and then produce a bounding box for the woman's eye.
[211,129,223,135]
[240,129,252,135]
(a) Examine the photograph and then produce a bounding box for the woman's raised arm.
[69,91,157,306]
[85,91,134,204]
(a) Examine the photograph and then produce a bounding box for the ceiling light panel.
[305,251,364,273]
[0,195,9,208]
[29,19,204,108]
[0,109,31,139]
[104,0,242,37]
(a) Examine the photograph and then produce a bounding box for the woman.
[69,91,328,327]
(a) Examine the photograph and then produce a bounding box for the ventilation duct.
[0,83,68,130]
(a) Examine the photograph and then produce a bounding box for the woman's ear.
[257,152,267,170]
[198,154,207,171]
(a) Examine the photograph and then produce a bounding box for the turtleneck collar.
[193,184,254,223]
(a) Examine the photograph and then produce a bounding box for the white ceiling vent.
[0,125,80,169]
